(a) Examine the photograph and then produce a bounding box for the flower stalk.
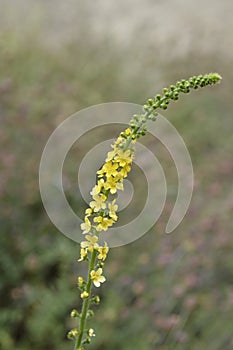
[68,73,221,349]
[74,250,97,350]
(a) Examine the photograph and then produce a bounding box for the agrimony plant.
[67,73,221,349]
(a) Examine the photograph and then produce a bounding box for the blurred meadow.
[0,1,233,349]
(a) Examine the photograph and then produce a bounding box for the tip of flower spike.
[206,72,222,83]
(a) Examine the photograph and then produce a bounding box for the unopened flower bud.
[67,328,79,340]
[81,291,89,299]
[87,310,94,318]
[92,295,100,304]
[70,309,79,318]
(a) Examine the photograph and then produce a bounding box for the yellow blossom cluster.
[77,130,135,312]
[74,128,136,348]
[78,132,135,266]
[78,235,109,263]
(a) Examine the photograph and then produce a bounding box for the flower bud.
[70,309,80,318]
[81,291,89,299]
[92,295,100,304]
[88,328,96,337]
[67,328,79,340]
[147,98,154,106]
[84,336,91,344]
[87,310,94,318]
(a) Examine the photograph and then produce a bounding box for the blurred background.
[0,1,232,349]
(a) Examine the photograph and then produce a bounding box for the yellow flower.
[108,199,118,221]
[103,177,124,194]
[85,208,93,217]
[81,235,99,252]
[97,161,119,178]
[114,149,133,167]
[90,193,107,212]
[94,216,114,231]
[78,248,88,261]
[119,164,131,178]
[106,148,118,162]
[97,243,109,261]
[114,136,124,145]
[125,128,132,136]
[90,268,106,287]
[81,291,89,298]
[90,179,104,196]
[80,217,92,234]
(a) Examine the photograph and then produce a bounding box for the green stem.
[74,250,97,350]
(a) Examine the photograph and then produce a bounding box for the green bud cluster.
[125,73,221,145]
[129,114,148,137]
[144,73,222,112]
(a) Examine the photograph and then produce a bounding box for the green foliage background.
[0,1,233,349]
